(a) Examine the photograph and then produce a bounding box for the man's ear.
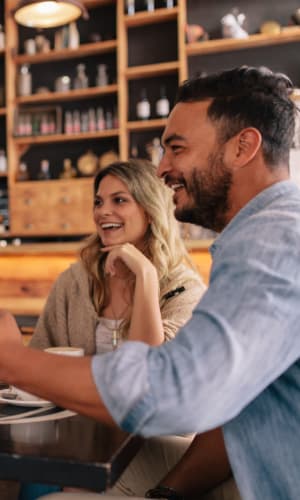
[225,128,262,169]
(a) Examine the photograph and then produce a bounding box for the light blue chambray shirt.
[92,180,300,499]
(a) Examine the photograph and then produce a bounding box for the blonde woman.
[28,159,205,497]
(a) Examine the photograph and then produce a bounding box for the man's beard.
[175,150,233,232]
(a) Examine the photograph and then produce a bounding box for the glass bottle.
[37,159,51,180]
[60,158,77,179]
[73,63,89,89]
[16,162,30,182]
[96,107,105,130]
[80,111,89,132]
[19,113,32,136]
[64,111,73,134]
[88,108,96,132]
[164,0,174,8]
[17,64,32,97]
[130,144,139,158]
[126,0,135,15]
[0,150,7,173]
[145,0,155,11]
[155,85,170,118]
[96,64,109,87]
[0,25,5,50]
[105,110,113,129]
[136,88,150,120]
[68,21,80,49]
[72,110,81,134]
[40,113,50,135]
[151,137,163,166]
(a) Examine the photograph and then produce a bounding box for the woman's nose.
[96,202,113,216]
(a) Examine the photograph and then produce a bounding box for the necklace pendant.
[112,329,118,349]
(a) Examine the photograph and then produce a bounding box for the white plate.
[0,390,52,408]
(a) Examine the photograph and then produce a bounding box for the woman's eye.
[114,197,127,204]
[94,199,102,207]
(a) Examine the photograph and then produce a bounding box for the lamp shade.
[14,0,88,28]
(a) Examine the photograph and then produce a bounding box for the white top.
[95,317,124,354]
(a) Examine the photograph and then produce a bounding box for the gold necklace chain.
[104,302,129,350]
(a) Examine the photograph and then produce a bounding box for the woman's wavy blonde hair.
[80,159,188,324]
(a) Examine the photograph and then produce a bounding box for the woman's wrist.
[145,485,184,499]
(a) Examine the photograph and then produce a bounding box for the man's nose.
[157,153,171,179]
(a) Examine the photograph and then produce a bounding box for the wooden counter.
[0,241,212,318]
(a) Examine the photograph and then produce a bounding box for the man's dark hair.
[176,66,296,167]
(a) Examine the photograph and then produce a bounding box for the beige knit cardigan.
[30,261,206,354]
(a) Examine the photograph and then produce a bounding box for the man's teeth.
[101,223,122,229]
[172,183,184,191]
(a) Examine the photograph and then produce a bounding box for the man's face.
[158,101,233,232]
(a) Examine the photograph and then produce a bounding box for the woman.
[30,159,204,354]
[26,159,205,498]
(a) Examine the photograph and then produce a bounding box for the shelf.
[126,61,179,79]
[14,40,118,65]
[186,26,300,56]
[83,0,116,7]
[15,84,118,105]
[127,118,167,131]
[124,7,178,27]
[0,108,6,116]
[0,241,83,255]
[0,49,5,56]
[14,129,119,145]
[0,172,7,177]
[0,231,11,238]
[185,239,214,250]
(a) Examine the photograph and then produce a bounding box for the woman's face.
[93,174,150,248]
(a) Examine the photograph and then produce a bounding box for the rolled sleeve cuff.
[91,341,153,432]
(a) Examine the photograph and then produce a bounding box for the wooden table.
[0,409,142,491]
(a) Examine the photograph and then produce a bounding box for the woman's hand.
[102,242,156,280]
[102,244,163,345]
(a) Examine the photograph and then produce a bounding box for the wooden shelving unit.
[124,6,179,27]
[14,39,118,65]
[14,129,119,145]
[125,61,179,79]
[15,84,118,104]
[126,118,167,131]
[186,26,300,56]
[2,0,300,240]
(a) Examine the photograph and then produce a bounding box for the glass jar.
[74,63,89,89]
[17,64,32,97]
[96,64,109,87]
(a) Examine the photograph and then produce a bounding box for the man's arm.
[0,311,115,426]
[152,430,232,499]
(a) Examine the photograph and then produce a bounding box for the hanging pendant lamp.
[14,0,89,29]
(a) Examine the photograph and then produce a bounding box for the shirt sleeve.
[91,219,300,437]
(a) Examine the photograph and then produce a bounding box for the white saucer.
[0,389,52,407]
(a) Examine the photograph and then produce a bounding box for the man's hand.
[0,310,24,383]
[0,310,23,345]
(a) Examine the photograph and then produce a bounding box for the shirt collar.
[209,180,300,257]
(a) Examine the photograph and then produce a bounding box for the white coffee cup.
[44,346,84,357]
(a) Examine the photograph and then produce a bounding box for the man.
[1,66,300,499]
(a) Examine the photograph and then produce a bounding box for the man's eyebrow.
[163,133,186,146]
